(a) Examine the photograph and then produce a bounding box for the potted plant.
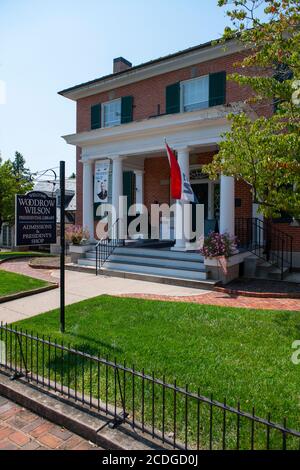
[200,232,240,282]
[65,225,90,246]
[200,231,238,260]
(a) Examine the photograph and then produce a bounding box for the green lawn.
[11,295,300,449]
[0,270,49,297]
[0,251,51,261]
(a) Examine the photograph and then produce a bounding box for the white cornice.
[62,102,248,149]
[60,40,247,101]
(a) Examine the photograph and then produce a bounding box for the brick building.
[58,38,299,277]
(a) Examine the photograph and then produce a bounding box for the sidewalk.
[0,395,100,450]
[0,261,299,323]
[0,261,207,323]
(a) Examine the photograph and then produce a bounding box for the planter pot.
[204,252,253,284]
[69,243,94,263]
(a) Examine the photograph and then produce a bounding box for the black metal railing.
[95,218,125,275]
[235,217,293,280]
[0,324,299,450]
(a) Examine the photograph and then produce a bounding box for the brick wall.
[76,51,255,134]
[144,156,170,210]
[75,50,257,227]
[271,223,300,251]
[235,180,252,219]
[74,48,299,252]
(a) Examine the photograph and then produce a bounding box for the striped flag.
[165,141,182,200]
[165,141,198,203]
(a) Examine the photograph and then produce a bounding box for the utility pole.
[60,161,65,333]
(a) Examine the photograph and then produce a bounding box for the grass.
[0,251,52,261]
[0,270,49,297]
[10,295,300,449]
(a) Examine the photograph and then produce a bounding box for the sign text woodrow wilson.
[15,191,57,246]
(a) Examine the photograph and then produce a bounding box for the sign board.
[15,191,57,246]
[94,159,110,203]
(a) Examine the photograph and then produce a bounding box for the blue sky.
[0,0,233,176]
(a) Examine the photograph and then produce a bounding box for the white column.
[111,156,124,226]
[134,170,144,212]
[172,147,191,251]
[220,175,235,235]
[82,160,95,241]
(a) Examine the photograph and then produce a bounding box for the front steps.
[244,253,290,280]
[255,259,290,280]
[76,245,216,289]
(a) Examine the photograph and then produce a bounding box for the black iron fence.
[0,323,299,450]
[235,217,293,279]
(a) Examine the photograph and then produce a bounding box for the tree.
[0,154,33,233]
[204,0,300,218]
[12,151,31,182]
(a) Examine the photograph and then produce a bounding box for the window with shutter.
[209,71,226,107]
[91,104,101,130]
[102,99,121,127]
[121,96,134,123]
[166,82,180,114]
[181,76,209,112]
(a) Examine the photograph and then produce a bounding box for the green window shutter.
[166,82,180,114]
[123,171,134,208]
[209,71,226,107]
[91,104,101,129]
[121,96,134,123]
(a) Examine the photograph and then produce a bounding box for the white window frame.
[101,98,121,128]
[180,75,209,113]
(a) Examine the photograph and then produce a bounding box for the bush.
[200,232,238,258]
[65,225,90,245]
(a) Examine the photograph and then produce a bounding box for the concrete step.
[78,258,208,280]
[78,258,99,267]
[85,253,203,270]
[89,246,204,262]
[100,268,213,287]
[103,261,208,280]
[255,263,289,280]
[67,263,216,290]
[267,267,289,280]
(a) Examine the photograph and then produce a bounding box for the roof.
[58,37,237,99]
[33,179,76,211]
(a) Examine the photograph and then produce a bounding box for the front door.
[191,182,219,236]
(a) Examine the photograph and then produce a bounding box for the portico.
[64,105,239,250]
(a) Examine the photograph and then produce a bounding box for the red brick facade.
[76,51,253,134]
[72,46,299,258]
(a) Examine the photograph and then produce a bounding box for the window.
[102,99,121,128]
[181,76,209,112]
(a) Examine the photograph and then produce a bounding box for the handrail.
[235,217,293,280]
[95,218,124,275]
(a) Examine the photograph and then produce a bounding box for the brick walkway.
[119,292,300,311]
[0,395,101,450]
[1,259,299,311]
[0,260,55,283]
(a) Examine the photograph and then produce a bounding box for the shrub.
[200,232,238,258]
[65,225,90,245]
